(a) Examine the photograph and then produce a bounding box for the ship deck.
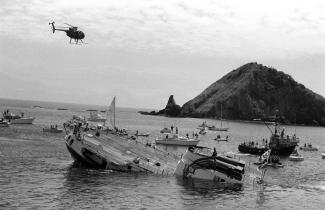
[82,131,180,176]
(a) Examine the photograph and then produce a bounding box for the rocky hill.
[138,95,181,117]
[180,62,325,126]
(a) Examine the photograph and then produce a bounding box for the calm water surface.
[0,99,325,209]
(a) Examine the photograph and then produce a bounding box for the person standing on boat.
[176,127,178,134]
[171,125,174,133]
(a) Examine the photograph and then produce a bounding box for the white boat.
[321,153,325,159]
[88,111,106,122]
[208,104,229,132]
[160,127,171,134]
[155,134,199,146]
[174,147,245,184]
[289,153,304,161]
[10,117,35,124]
[0,119,10,127]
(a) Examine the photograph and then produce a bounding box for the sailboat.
[104,96,116,130]
[208,104,229,131]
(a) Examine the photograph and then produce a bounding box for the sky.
[0,0,325,109]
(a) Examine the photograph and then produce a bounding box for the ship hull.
[238,144,296,156]
[155,139,199,146]
[10,117,35,124]
[238,144,268,155]
[175,149,245,184]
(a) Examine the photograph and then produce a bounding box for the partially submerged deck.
[82,132,180,176]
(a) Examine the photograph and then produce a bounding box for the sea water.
[0,98,324,209]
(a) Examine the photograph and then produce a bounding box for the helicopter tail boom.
[49,22,55,33]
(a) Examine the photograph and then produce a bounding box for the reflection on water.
[176,177,243,194]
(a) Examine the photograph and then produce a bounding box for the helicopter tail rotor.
[49,22,55,33]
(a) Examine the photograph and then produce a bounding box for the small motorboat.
[199,128,207,135]
[160,127,172,134]
[321,153,325,159]
[289,150,304,161]
[155,134,199,146]
[135,132,150,137]
[0,119,10,127]
[43,126,63,133]
[300,144,318,151]
[174,147,245,184]
[214,135,229,142]
[208,125,229,132]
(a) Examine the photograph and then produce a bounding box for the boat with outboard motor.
[155,134,200,146]
[160,127,172,134]
[174,147,245,184]
[289,149,304,161]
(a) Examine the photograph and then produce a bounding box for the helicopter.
[49,22,85,44]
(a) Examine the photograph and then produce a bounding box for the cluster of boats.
[4,103,323,186]
[63,97,246,184]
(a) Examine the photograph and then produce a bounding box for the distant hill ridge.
[140,62,325,126]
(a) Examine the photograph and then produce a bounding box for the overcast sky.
[0,0,324,109]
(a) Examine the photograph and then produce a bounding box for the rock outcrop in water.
[180,62,325,126]
[138,95,181,117]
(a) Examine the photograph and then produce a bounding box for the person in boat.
[195,133,199,138]
[212,147,217,157]
[166,134,168,139]
[281,128,285,138]
[217,134,220,139]
[176,127,178,134]
[186,133,189,139]
[171,125,174,133]
[136,130,138,135]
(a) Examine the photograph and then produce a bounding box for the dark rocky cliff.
[138,95,181,117]
[180,62,325,126]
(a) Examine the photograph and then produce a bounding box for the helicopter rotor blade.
[64,23,78,28]
[64,23,74,27]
